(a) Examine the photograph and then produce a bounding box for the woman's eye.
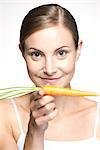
[57,50,68,57]
[31,52,40,57]
[30,51,42,60]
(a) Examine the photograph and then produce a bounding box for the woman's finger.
[34,95,55,109]
[30,89,44,102]
[30,89,45,109]
[32,102,56,118]
[35,108,58,126]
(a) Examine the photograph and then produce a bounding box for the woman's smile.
[40,76,62,84]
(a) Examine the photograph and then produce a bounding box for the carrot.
[0,85,100,100]
[42,86,100,96]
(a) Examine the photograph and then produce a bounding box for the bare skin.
[0,90,58,150]
[0,25,100,150]
[0,92,100,150]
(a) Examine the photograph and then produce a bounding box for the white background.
[0,0,100,100]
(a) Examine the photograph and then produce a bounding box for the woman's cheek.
[25,56,37,68]
[59,58,76,74]
[27,62,40,74]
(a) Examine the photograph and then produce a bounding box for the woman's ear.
[19,43,25,58]
[76,40,83,61]
[19,43,23,52]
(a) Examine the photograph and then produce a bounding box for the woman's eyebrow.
[26,45,71,52]
[26,47,41,51]
[55,46,71,51]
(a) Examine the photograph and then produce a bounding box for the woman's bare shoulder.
[97,102,100,139]
[0,99,14,128]
[0,99,12,113]
[0,100,13,141]
[0,100,18,149]
[0,99,12,124]
[0,100,16,149]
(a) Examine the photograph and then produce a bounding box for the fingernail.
[38,89,44,96]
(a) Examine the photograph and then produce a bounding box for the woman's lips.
[40,77,61,83]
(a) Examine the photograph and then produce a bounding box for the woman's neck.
[55,96,79,115]
[54,96,94,117]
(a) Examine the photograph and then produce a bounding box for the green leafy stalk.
[0,86,40,100]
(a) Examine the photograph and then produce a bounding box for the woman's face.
[23,25,81,87]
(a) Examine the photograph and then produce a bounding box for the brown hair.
[20,4,79,50]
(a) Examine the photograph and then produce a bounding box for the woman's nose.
[43,58,57,76]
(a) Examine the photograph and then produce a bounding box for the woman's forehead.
[25,25,74,50]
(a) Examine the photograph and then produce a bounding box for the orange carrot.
[42,86,100,96]
[0,86,100,100]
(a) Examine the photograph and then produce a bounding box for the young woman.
[0,4,100,150]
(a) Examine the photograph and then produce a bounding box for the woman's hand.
[30,89,58,131]
[24,89,58,150]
